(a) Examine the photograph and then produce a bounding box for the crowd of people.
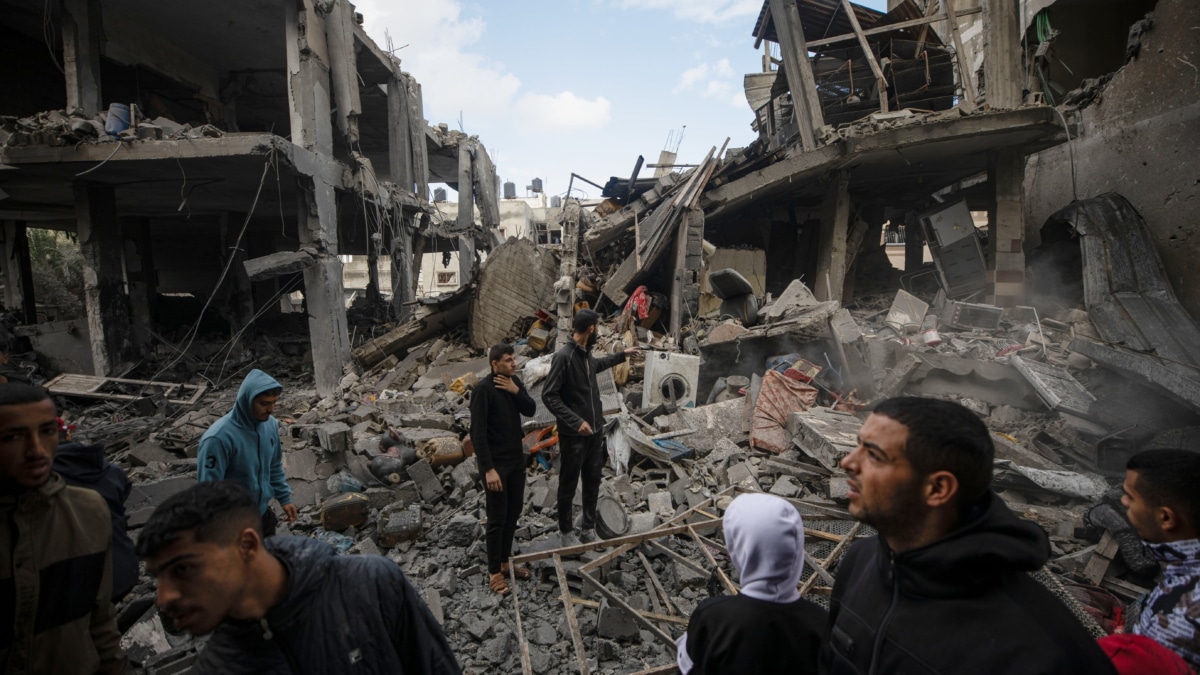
[1,312,1197,673]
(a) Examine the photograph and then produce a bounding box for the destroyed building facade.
[0,0,502,396]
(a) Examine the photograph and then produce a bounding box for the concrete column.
[218,212,256,336]
[987,149,1026,306]
[904,212,925,273]
[390,217,416,322]
[767,0,826,150]
[61,0,102,116]
[984,0,1023,108]
[297,181,351,396]
[287,1,351,397]
[457,142,476,282]
[815,171,851,302]
[323,0,361,146]
[387,76,413,191]
[1,222,38,324]
[408,79,429,199]
[122,217,156,348]
[75,182,134,375]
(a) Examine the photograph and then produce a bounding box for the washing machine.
[641,352,702,409]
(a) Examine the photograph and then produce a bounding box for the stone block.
[627,512,658,535]
[363,487,401,511]
[441,514,481,547]
[828,476,851,501]
[283,447,321,481]
[646,491,673,516]
[377,506,423,547]
[398,413,455,430]
[347,405,379,425]
[350,538,381,557]
[406,459,444,503]
[127,440,178,467]
[317,422,353,456]
[451,462,477,491]
[673,561,708,588]
[596,598,639,640]
[126,476,195,511]
[769,475,802,498]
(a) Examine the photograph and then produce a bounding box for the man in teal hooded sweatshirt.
[198,369,297,536]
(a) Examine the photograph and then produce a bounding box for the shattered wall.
[1024,0,1200,317]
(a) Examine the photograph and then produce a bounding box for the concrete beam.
[815,171,850,302]
[471,142,501,231]
[1,222,38,324]
[389,217,416,323]
[457,142,475,281]
[387,77,414,192]
[983,0,1023,108]
[243,248,319,282]
[74,182,134,375]
[767,0,825,150]
[408,79,430,199]
[61,0,103,116]
[324,0,362,145]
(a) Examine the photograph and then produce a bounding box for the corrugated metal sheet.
[753,0,943,48]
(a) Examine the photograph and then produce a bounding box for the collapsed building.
[2,0,1200,674]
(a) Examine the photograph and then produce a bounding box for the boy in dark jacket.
[822,397,1117,675]
[469,343,536,595]
[541,309,634,545]
[677,493,825,674]
[139,480,460,675]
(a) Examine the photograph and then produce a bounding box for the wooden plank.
[628,665,679,675]
[800,522,863,596]
[638,551,678,615]
[767,0,825,149]
[942,0,976,105]
[806,7,982,49]
[569,597,688,626]
[647,541,711,578]
[554,555,591,675]
[689,525,738,595]
[511,519,721,565]
[1082,531,1119,585]
[509,564,534,675]
[45,373,207,406]
[578,490,732,574]
[840,0,889,113]
[804,554,837,587]
[579,569,677,648]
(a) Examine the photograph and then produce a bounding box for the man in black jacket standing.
[822,397,1116,675]
[542,309,633,545]
[139,481,460,675]
[470,343,536,595]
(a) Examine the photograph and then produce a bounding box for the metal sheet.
[1011,355,1096,419]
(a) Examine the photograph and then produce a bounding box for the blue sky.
[357,0,888,201]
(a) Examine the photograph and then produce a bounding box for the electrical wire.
[75,141,123,177]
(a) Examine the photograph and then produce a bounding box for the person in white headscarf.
[675,493,826,674]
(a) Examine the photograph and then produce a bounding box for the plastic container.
[921,315,942,347]
[104,103,130,135]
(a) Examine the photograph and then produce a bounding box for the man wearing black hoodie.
[822,397,1116,675]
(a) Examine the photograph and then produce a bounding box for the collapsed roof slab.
[701,107,1067,224]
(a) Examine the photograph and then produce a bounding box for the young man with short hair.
[469,343,536,595]
[0,383,127,674]
[1122,448,1200,670]
[823,396,1116,675]
[198,368,297,536]
[138,480,461,674]
[542,309,634,545]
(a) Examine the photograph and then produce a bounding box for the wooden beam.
[637,551,678,615]
[579,490,731,574]
[570,597,688,626]
[767,0,825,150]
[511,518,722,565]
[800,522,862,595]
[840,0,889,113]
[806,7,982,49]
[688,525,738,595]
[554,555,591,675]
[579,569,677,648]
[943,0,976,105]
[509,562,534,675]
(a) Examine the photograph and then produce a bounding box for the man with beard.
[542,309,634,545]
[0,383,127,674]
[470,343,537,595]
[139,480,460,674]
[822,397,1116,675]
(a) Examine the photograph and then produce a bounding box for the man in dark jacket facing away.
[542,309,633,545]
[470,343,537,595]
[139,480,461,675]
[822,396,1116,675]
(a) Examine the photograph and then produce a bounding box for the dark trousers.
[485,461,527,574]
[262,508,278,538]
[557,434,605,533]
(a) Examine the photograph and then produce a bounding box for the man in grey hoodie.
[676,493,827,674]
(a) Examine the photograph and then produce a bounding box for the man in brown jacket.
[0,383,127,674]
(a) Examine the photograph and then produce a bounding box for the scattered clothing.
[53,441,138,602]
[1134,537,1200,670]
[1098,634,1195,675]
[0,473,127,674]
[823,491,1118,675]
[197,369,291,515]
[677,493,826,675]
[194,536,460,674]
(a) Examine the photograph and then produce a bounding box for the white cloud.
[615,0,763,24]
[513,92,612,131]
[674,58,744,107]
[355,0,521,124]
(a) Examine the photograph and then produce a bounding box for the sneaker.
[579,529,598,544]
[559,531,581,548]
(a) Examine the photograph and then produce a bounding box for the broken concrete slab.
[243,247,319,282]
[317,422,353,455]
[405,458,444,503]
[788,407,861,472]
[469,237,559,350]
[378,505,423,547]
[660,398,745,456]
[759,278,818,323]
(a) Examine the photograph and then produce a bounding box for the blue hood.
[231,369,283,428]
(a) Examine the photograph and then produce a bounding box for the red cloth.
[1098,635,1195,675]
[625,285,653,320]
[749,369,818,454]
